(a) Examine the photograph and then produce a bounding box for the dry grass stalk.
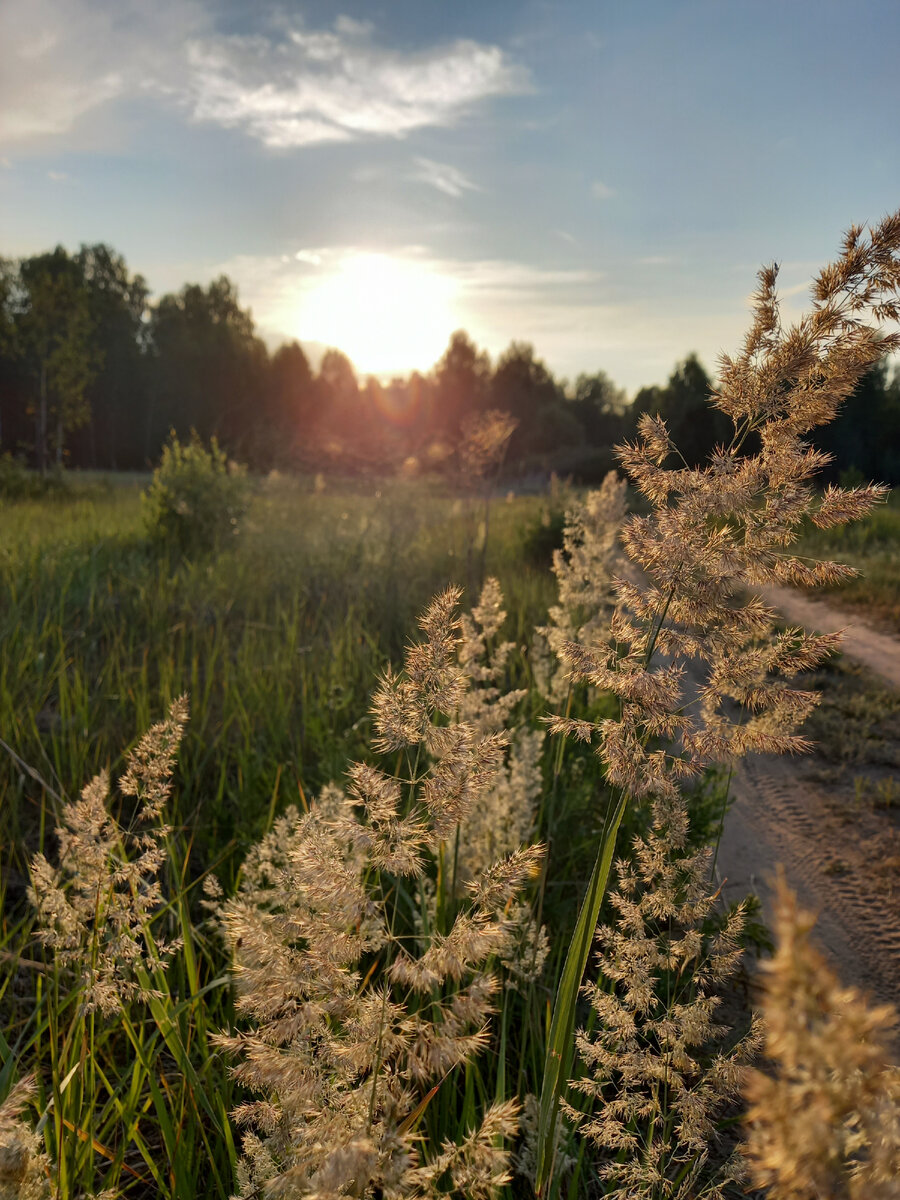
[28,698,188,1016]
[551,210,900,811]
[743,875,900,1199]
[537,210,900,1194]
[534,471,628,706]
[218,587,543,1198]
[0,1078,52,1200]
[566,797,760,1199]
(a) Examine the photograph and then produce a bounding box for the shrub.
[143,431,249,556]
[0,453,70,501]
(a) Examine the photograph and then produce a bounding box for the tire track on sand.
[716,752,900,1009]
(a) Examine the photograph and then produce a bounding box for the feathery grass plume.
[455,580,542,857]
[533,471,628,706]
[454,578,549,987]
[0,1078,53,1200]
[28,697,188,1015]
[459,410,518,480]
[219,588,542,1198]
[565,797,760,1199]
[743,874,900,1199]
[458,410,518,591]
[536,210,900,1194]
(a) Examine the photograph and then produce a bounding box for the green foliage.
[0,453,70,500]
[143,432,250,557]
[521,505,567,567]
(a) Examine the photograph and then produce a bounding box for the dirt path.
[717,754,900,1008]
[714,587,900,1010]
[761,584,900,690]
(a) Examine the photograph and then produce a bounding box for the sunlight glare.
[294,253,457,375]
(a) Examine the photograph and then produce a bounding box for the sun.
[293,253,458,376]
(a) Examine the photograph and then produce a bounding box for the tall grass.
[4,209,900,1198]
[0,476,558,872]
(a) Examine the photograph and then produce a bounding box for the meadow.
[2,469,636,1198]
[4,213,900,1200]
[1,463,896,1199]
[0,472,569,865]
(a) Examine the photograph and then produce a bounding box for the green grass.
[0,474,561,872]
[794,488,900,628]
[5,470,891,1198]
[0,471,619,1198]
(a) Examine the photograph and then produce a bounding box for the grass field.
[0,471,630,1198]
[0,474,560,860]
[2,468,898,1199]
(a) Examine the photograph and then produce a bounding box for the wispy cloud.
[0,0,205,145]
[411,157,480,198]
[0,4,526,152]
[46,169,68,182]
[185,20,528,148]
[591,179,614,199]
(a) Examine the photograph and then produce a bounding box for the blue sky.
[2,0,899,393]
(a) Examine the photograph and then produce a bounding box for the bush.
[143,431,249,556]
[0,453,70,500]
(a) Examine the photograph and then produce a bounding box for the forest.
[3,242,900,482]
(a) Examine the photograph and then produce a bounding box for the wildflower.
[743,874,900,1199]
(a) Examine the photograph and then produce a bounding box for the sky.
[1,0,899,395]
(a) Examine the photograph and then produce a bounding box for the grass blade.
[535,787,627,1196]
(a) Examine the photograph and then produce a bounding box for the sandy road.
[713,586,900,1010]
[761,584,900,690]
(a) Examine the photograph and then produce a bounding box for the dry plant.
[533,470,628,705]
[458,409,518,591]
[565,796,760,1199]
[455,580,542,872]
[536,209,900,1193]
[29,698,187,1016]
[455,576,550,989]
[217,587,544,1199]
[743,875,900,1199]
[0,1078,52,1200]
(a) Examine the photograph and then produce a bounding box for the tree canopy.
[1,242,897,483]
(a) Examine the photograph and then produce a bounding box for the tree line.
[1,242,898,482]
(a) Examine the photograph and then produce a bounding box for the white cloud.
[185,22,528,148]
[0,4,526,152]
[411,157,480,198]
[46,169,68,182]
[591,179,614,199]
[637,255,675,266]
